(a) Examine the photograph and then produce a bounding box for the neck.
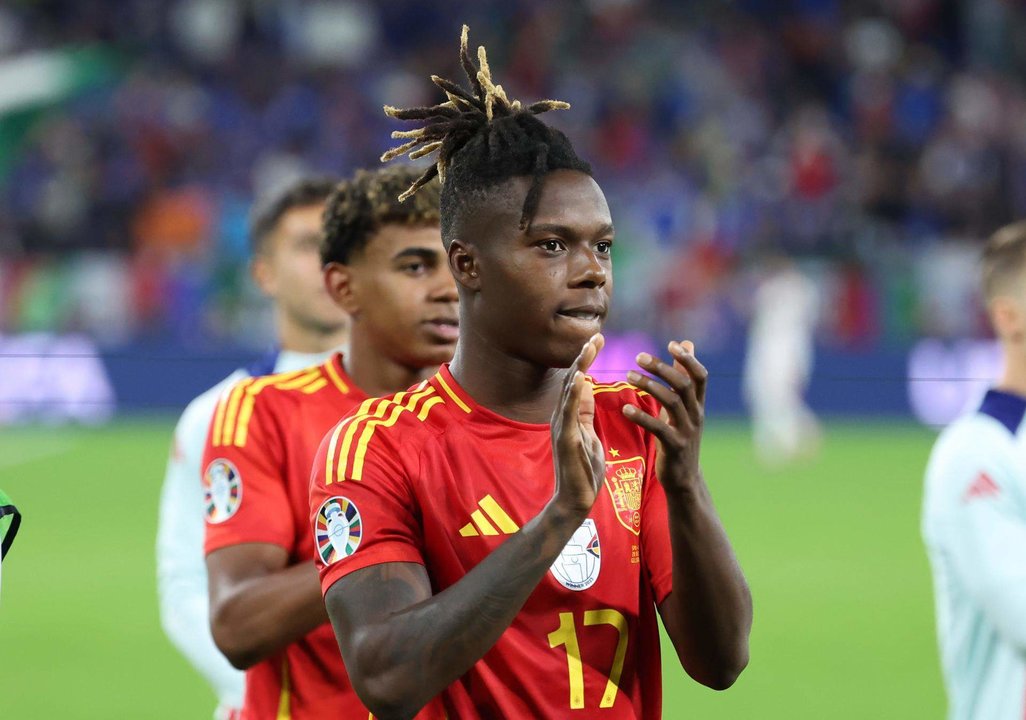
[276,310,349,355]
[346,326,438,398]
[997,344,1026,397]
[448,324,567,424]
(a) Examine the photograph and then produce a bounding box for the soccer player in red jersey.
[309,27,752,720]
[203,167,456,720]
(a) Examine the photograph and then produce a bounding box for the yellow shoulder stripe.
[351,387,439,481]
[328,387,441,484]
[323,409,373,486]
[323,418,351,487]
[417,395,443,421]
[273,369,324,391]
[301,377,328,395]
[213,378,254,447]
[213,368,321,448]
[231,369,321,447]
[210,383,235,448]
[332,397,383,485]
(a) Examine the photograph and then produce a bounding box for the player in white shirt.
[923,220,1026,720]
[156,178,350,719]
[742,256,820,465]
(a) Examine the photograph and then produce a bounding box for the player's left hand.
[622,340,707,491]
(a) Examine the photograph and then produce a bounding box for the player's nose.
[569,247,608,289]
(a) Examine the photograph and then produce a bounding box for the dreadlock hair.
[379,24,592,243]
[250,177,337,255]
[321,166,441,265]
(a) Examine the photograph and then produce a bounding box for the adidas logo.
[962,471,1000,503]
[459,495,520,537]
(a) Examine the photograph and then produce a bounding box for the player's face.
[337,224,458,367]
[253,203,350,336]
[464,170,614,368]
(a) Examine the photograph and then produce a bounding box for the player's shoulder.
[216,361,340,416]
[927,397,1024,490]
[209,363,338,449]
[343,379,447,439]
[933,392,1025,459]
[238,362,337,403]
[321,380,447,482]
[176,369,249,439]
[925,397,1026,525]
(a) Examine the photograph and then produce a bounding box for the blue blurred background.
[0,0,1021,422]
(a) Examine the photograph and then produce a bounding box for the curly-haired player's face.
[458,169,614,368]
[253,203,350,336]
[332,223,458,367]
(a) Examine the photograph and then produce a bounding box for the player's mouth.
[424,317,460,342]
[555,304,606,328]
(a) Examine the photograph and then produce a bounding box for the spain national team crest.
[603,457,645,535]
[315,497,363,565]
[550,518,601,591]
[203,459,242,524]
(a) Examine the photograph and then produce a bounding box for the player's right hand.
[550,334,606,517]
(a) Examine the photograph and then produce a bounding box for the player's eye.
[539,239,565,253]
[595,240,613,255]
[400,261,427,275]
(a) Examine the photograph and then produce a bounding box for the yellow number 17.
[547,609,629,710]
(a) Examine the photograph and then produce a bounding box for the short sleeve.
[638,420,672,605]
[309,413,425,596]
[202,380,293,555]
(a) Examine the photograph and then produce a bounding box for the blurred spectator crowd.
[0,0,1023,351]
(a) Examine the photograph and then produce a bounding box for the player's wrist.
[544,492,593,527]
[661,468,709,507]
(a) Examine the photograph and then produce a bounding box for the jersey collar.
[249,347,339,376]
[322,353,360,397]
[431,364,551,432]
[979,388,1026,435]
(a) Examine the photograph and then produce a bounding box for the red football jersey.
[310,364,674,719]
[203,354,371,720]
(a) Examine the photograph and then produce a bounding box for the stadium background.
[2,0,1024,716]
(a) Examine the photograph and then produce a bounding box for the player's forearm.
[210,561,327,669]
[660,476,751,690]
[338,501,585,720]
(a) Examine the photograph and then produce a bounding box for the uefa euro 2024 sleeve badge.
[550,518,601,591]
[204,459,242,523]
[315,497,363,565]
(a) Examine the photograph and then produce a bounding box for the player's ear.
[250,253,278,298]
[449,239,480,292]
[325,262,360,314]
[990,296,1025,342]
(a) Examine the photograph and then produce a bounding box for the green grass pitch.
[0,419,945,718]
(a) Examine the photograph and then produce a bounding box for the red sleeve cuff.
[651,572,672,606]
[319,545,425,596]
[204,530,292,556]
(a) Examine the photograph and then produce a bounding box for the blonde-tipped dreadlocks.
[380,24,591,235]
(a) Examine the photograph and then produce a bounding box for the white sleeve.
[930,434,1026,651]
[156,382,245,708]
